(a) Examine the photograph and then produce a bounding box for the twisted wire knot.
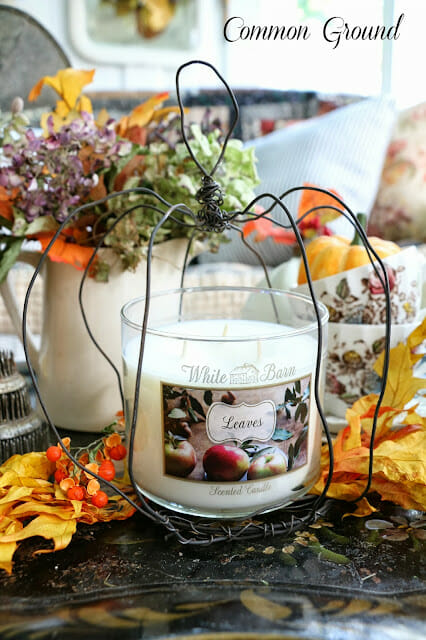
[195,175,230,233]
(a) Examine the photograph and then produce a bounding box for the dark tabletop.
[0,487,424,640]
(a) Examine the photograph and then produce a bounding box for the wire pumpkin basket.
[22,61,392,545]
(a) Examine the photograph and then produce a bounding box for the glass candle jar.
[121,286,328,519]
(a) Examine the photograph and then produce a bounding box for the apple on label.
[203,444,249,481]
[247,448,287,480]
[165,437,196,477]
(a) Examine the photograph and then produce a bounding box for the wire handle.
[175,60,240,177]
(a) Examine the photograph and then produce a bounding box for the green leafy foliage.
[0,238,23,284]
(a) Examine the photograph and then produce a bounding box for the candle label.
[206,401,276,444]
[162,374,311,482]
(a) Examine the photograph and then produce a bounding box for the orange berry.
[98,460,115,481]
[109,444,127,461]
[67,485,85,501]
[91,491,108,508]
[54,469,67,484]
[46,446,62,462]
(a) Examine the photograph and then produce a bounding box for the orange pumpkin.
[297,214,401,285]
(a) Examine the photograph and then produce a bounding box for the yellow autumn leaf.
[1,452,54,481]
[116,92,181,138]
[96,107,110,127]
[34,519,76,554]
[370,476,425,511]
[0,541,17,574]
[0,447,137,573]
[28,68,95,111]
[374,321,426,407]
[9,501,77,520]
[149,105,182,123]
[0,486,34,505]
[342,498,377,519]
[311,315,426,512]
[407,315,426,365]
[127,92,170,128]
[0,514,76,546]
[374,430,426,483]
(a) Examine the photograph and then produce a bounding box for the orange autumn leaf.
[29,68,95,112]
[243,217,296,245]
[298,182,342,224]
[0,186,14,222]
[35,232,95,271]
[116,92,180,138]
[311,319,426,515]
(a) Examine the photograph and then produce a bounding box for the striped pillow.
[201,96,396,266]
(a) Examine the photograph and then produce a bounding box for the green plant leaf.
[0,215,12,230]
[272,428,293,442]
[336,277,350,300]
[26,216,59,235]
[251,446,278,461]
[295,379,301,394]
[188,407,199,423]
[0,238,24,284]
[284,388,293,404]
[189,395,206,419]
[294,426,308,458]
[295,402,308,424]
[203,390,213,406]
[287,443,295,471]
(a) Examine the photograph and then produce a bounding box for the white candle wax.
[122,318,324,518]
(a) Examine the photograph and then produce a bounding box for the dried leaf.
[35,232,95,271]
[298,183,342,224]
[0,450,136,573]
[311,318,426,514]
[407,316,426,365]
[28,68,94,112]
[374,338,425,409]
[242,217,296,245]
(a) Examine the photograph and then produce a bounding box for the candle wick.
[222,323,229,337]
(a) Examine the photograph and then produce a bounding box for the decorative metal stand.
[22,61,391,545]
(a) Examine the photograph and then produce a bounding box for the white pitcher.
[0,238,192,432]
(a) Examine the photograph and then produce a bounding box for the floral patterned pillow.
[369,102,426,242]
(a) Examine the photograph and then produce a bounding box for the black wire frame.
[20,61,392,545]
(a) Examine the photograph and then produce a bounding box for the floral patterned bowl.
[324,313,424,419]
[295,246,422,324]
